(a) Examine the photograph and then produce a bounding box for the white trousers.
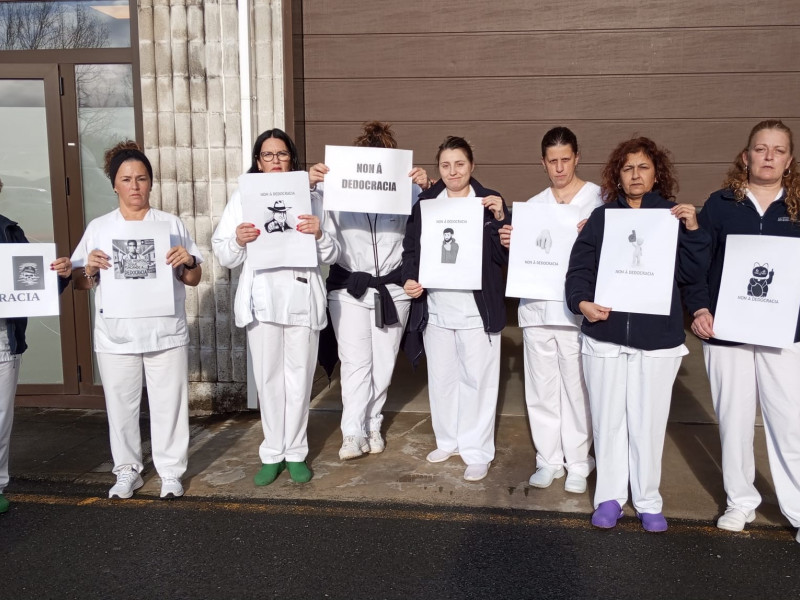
[583,350,680,513]
[97,346,189,479]
[329,299,410,437]
[0,357,21,493]
[247,321,318,464]
[423,324,500,465]
[523,326,594,476]
[704,342,800,527]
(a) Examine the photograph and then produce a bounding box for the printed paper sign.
[0,243,60,317]
[239,171,318,269]
[322,145,413,215]
[418,197,484,290]
[594,209,679,316]
[506,202,580,300]
[713,235,800,348]
[98,221,175,318]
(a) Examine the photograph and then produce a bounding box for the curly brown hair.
[353,121,398,149]
[103,140,153,187]
[722,120,800,222]
[600,137,677,203]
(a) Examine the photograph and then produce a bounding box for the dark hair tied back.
[104,140,153,187]
[541,126,579,157]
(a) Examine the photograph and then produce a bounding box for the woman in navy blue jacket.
[402,136,510,482]
[0,176,72,514]
[687,120,800,543]
[565,137,709,532]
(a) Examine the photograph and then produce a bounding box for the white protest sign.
[239,171,318,269]
[506,202,580,300]
[594,209,678,316]
[0,243,60,317]
[713,235,800,348]
[418,197,484,290]
[98,221,175,318]
[322,145,413,215]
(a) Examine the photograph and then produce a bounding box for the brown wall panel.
[304,120,800,166]
[304,1,800,34]
[303,75,800,122]
[305,29,800,79]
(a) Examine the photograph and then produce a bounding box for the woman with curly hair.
[687,120,800,543]
[71,141,203,500]
[565,137,710,531]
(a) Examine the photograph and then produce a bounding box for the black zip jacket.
[565,192,711,350]
[401,177,511,334]
[684,187,800,346]
[0,214,29,355]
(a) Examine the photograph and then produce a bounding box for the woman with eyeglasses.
[212,128,338,486]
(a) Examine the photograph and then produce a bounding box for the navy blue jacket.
[0,214,29,355]
[565,192,711,350]
[401,177,511,334]
[684,187,800,346]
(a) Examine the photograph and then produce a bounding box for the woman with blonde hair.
[688,120,800,543]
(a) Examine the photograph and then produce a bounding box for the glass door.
[0,64,79,394]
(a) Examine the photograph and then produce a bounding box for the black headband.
[108,148,153,186]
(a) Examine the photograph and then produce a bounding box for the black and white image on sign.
[628,229,644,267]
[441,227,459,264]
[747,262,774,297]
[113,238,156,280]
[264,199,293,233]
[12,256,45,290]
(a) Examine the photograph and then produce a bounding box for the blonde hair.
[722,120,799,222]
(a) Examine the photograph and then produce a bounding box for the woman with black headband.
[71,141,202,500]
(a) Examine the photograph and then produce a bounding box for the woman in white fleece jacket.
[212,128,338,486]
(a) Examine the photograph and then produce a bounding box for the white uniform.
[0,322,20,494]
[582,336,686,513]
[322,184,420,438]
[424,186,501,465]
[704,342,800,529]
[71,208,202,479]
[518,183,602,477]
[212,189,338,464]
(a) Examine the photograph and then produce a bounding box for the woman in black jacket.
[0,176,72,514]
[565,137,709,532]
[402,136,510,482]
[687,120,800,543]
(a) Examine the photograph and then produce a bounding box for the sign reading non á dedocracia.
[322,145,413,215]
[0,243,60,317]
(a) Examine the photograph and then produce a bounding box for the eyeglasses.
[259,151,291,162]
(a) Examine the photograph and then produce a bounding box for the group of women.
[0,120,797,545]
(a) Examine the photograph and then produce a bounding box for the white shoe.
[716,508,756,532]
[339,435,370,460]
[426,448,458,463]
[528,467,565,488]
[367,431,385,454]
[160,477,184,499]
[108,466,144,499]
[464,463,490,482]
[564,472,587,494]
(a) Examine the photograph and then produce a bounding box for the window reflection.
[0,78,63,384]
[0,1,131,50]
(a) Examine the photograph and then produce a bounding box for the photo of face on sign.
[12,256,45,291]
[112,238,156,280]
